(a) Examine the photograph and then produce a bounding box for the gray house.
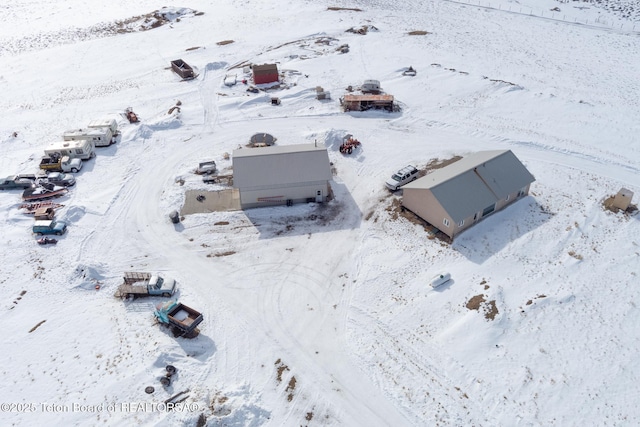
[232,143,332,209]
[402,150,535,240]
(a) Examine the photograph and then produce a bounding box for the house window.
[473,213,478,220]
[443,218,450,227]
[482,204,495,217]
[458,219,464,227]
[505,194,510,201]
[517,188,526,198]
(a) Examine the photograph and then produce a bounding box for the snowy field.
[1,0,639,426]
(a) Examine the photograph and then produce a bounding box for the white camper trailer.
[88,118,118,137]
[44,140,95,160]
[63,127,113,147]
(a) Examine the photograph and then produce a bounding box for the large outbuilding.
[232,143,332,209]
[402,150,535,240]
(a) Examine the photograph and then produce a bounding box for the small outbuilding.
[402,150,536,240]
[233,144,332,209]
[341,94,395,112]
[612,188,634,211]
[252,63,279,85]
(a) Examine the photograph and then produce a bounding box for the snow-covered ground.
[1,0,639,425]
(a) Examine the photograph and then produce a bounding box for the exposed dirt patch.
[484,300,499,320]
[214,221,229,226]
[275,359,290,383]
[1,8,202,56]
[29,320,46,333]
[217,40,234,46]
[466,295,499,320]
[207,251,236,258]
[408,30,431,35]
[286,376,297,402]
[466,294,485,311]
[328,6,363,11]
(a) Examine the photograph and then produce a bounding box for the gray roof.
[403,150,535,222]
[233,144,332,188]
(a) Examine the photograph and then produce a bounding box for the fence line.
[445,0,638,33]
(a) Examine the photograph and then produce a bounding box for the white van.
[63,127,113,147]
[44,140,95,160]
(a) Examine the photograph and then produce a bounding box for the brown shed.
[252,63,279,85]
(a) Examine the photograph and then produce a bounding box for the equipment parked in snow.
[154,300,203,338]
[115,272,177,299]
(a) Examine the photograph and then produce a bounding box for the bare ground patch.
[408,30,431,35]
[466,294,499,320]
[327,6,363,11]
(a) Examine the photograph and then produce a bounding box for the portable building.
[232,143,332,209]
[252,63,279,85]
[402,150,535,240]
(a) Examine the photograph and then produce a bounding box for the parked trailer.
[87,118,118,136]
[44,140,95,160]
[154,301,203,338]
[63,127,113,147]
[170,59,195,80]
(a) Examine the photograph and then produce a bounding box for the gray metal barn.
[232,144,332,209]
[402,150,535,240]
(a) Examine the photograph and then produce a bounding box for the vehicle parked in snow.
[32,219,67,236]
[40,172,75,187]
[154,300,203,338]
[385,165,419,191]
[22,185,68,201]
[195,160,217,175]
[39,155,83,173]
[0,176,34,190]
[115,272,177,299]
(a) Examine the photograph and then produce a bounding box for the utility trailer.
[170,59,196,80]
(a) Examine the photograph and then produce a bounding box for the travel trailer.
[87,118,118,136]
[63,127,113,147]
[44,139,95,160]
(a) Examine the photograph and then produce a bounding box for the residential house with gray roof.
[402,150,535,240]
